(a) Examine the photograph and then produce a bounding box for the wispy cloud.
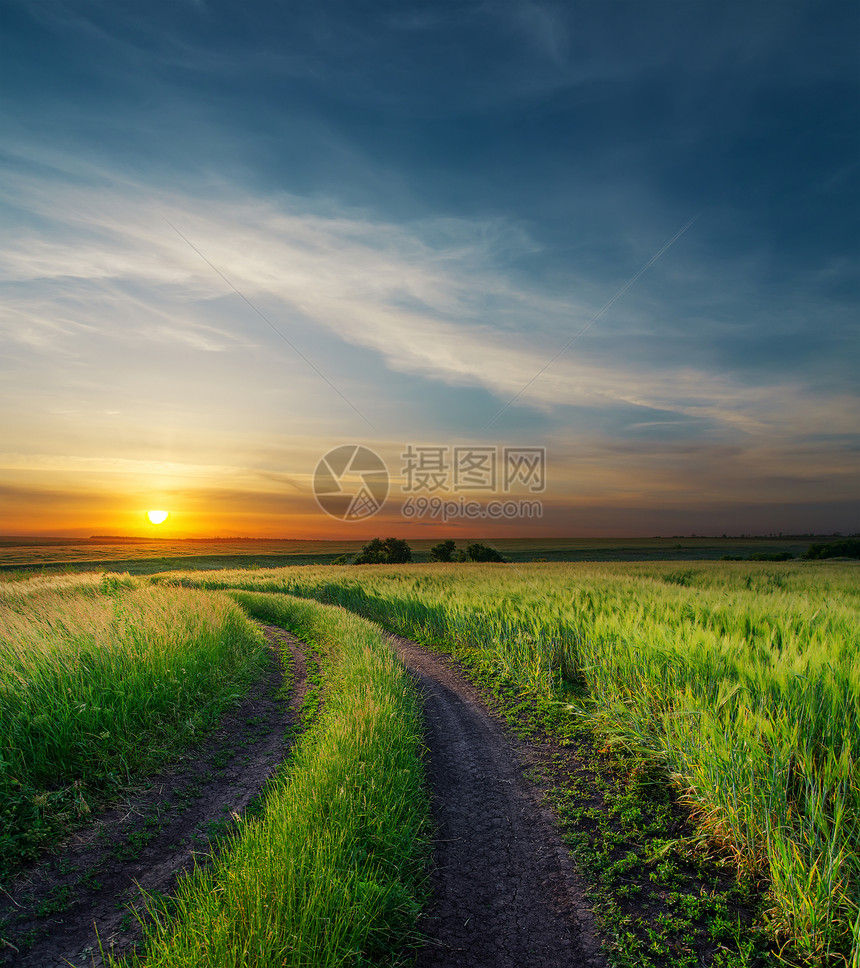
[1,159,856,451]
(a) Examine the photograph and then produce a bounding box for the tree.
[426,540,506,562]
[353,537,413,565]
[803,538,860,560]
[429,539,457,562]
[465,542,505,563]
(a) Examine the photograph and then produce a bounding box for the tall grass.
[0,574,265,873]
[161,562,860,965]
[115,594,429,968]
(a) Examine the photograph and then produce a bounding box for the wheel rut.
[0,624,306,968]
[393,634,607,968]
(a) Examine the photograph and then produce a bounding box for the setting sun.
[147,510,169,525]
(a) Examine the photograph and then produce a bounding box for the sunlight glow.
[147,510,169,525]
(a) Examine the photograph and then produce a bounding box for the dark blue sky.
[1,0,858,535]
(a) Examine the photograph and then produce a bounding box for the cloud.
[0,452,239,478]
[1,158,857,453]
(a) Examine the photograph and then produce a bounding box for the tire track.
[393,634,606,968]
[0,625,306,968]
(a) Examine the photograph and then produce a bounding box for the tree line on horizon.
[331,536,860,567]
[332,538,506,566]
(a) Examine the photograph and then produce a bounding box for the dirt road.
[394,635,607,968]
[3,626,607,968]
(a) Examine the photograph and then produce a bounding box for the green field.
[2,558,857,965]
[0,577,430,967]
[0,574,267,869]
[166,560,860,965]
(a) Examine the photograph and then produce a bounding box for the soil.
[0,625,307,968]
[393,635,607,968]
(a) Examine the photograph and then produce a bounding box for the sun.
[147,510,169,525]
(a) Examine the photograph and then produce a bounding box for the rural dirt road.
[3,625,607,967]
[394,634,607,968]
[0,625,306,968]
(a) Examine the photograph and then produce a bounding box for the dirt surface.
[393,635,607,968]
[0,625,307,968]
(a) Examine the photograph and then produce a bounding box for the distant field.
[0,535,825,574]
[0,539,363,573]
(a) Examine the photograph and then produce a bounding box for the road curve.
[392,634,607,968]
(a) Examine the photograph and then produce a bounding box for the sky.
[1,0,858,539]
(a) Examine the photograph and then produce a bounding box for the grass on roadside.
[112,593,430,968]
[0,574,266,875]
[489,683,774,968]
